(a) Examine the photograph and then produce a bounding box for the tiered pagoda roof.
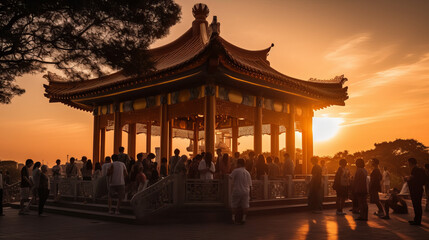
[44,3,348,111]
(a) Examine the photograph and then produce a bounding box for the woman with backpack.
[333,159,350,215]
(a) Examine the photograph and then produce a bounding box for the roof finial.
[209,15,220,36]
[192,3,209,20]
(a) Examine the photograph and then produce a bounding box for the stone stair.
[9,196,136,224]
[9,195,349,224]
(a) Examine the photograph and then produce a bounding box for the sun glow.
[313,117,344,142]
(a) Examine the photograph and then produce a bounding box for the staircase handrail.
[130,175,176,220]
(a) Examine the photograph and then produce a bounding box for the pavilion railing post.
[223,175,231,207]
[287,175,293,198]
[92,180,96,202]
[305,175,312,197]
[263,175,269,200]
[73,179,77,201]
[173,174,179,206]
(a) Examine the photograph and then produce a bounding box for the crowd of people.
[1,147,428,227]
[329,157,429,226]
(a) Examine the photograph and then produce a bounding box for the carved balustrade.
[131,175,175,220]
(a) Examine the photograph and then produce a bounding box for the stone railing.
[51,178,97,201]
[131,175,175,220]
[248,175,336,201]
[3,182,21,204]
[185,179,225,203]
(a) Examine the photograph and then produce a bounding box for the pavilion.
[44,3,348,174]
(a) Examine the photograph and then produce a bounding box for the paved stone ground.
[1,203,428,240]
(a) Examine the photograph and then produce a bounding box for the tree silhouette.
[0,0,181,103]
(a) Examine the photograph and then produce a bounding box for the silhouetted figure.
[255,155,267,180]
[117,146,131,167]
[101,156,112,176]
[381,188,407,219]
[369,158,385,216]
[267,156,280,179]
[198,152,215,180]
[424,164,429,212]
[354,158,368,221]
[160,157,168,178]
[231,152,240,170]
[27,161,41,211]
[38,165,50,217]
[219,153,231,176]
[52,159,61,200]
[333,159,350,215]
[66,157,78,178]
[151,162,159,184]
[230,158,252,224]
[169,149,180,175]
[382,167,391,193]
[174,155,187,177]
[82,158,92,181]
[308,157,323,213]
[246,151,255,176]
[93,162,102,179]
[283,153,294,177]
[188,155,202,179]
[144,153,155,181]
[107,154,128,215]
[320,159,328,175]
[19,159,33,215]
[215,148,223,176]
[405,158,426,225]
[136,152,144,164]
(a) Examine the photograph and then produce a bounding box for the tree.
[0,0,181,103]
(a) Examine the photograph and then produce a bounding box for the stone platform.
[1,202,428,240]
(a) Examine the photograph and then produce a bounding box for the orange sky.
[1,0,428,166]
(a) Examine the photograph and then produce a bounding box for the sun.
[313,117,344,142]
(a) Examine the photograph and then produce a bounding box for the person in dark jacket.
[308,157,323,213]
[369,158,384,217]
[38,165,50,216]
[405,158,426,225]
[255,155,267,180]
[333,159,350,215]
[353,159,368,221]
[381,188,408,219]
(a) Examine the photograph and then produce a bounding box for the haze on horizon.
[1,0,428,166]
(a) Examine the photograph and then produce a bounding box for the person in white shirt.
[383,167,391,193]
[107,154,128,215]
[230,158,252,224]
[198,152,215,180]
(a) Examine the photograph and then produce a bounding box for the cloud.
[325,33,371,69]
[9,118,88,133]
[325,33,395,70]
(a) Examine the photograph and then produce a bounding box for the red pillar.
[160,96,169,159]
[128,123,136,160]
[286,104,296,163]
[204,85,216,154]
[270,124,279,157]
[100,128,106,163]
[113,111,122,154]
[146,121,151,153]
[93,115,100,164]
[254,97,263,155]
